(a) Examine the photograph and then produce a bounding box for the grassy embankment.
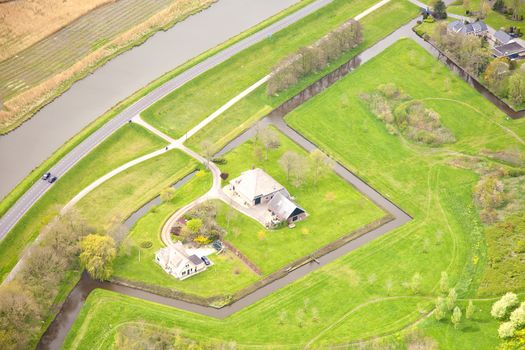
[142,0,419,154]
[0,124,166,280]
[64,38,525,349]
[112,129,385,296]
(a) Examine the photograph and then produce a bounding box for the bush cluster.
[360,83,455,146]
[177,201,225,245]
[267,19,363,95]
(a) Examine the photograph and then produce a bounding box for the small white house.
[229,168,290,207]
[155,242,207,280]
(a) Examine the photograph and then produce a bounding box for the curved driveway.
[0,0,333,241]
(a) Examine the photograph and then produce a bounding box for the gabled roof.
[230,168,287,200]
[268,192,305,221]
[447,20,487,35]
[494,30,513,44]
[493,42,525,57]
[448,20,465,34]
[157,242,204,274]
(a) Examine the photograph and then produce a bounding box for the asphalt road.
[0,0,334,241]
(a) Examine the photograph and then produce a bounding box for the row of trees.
[278,149,335,188]
[493,0,523,21]
[267,19,363,95]
[0,211,94,349]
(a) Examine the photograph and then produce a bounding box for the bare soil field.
[0,0,215,134]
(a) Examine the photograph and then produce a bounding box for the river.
[0,0,299,200]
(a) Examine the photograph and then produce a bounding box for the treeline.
[267,19,363,95]
[431,23,525,107]
[0,211,94,349]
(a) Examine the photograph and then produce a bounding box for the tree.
[411,272,422,294]
[451,306,462,329]
[446,288,457,311]
[480,0,492,18]
[309,149,335,185]
[432,0,448,19]
[510,301,525,328]
[186,218,203,234]
[491,292,519,320]
[80,234,117,281]
[484,58,510,95]
[508,70,525,106]
[160,187,176,202]
[493,0,505,12]
[463,0,470,11]
[466,300,476,320]
[439,271,449,294]
[435,297,447,321]
[279,151,307,185]
[259,127,281,160]
[509,0,523,20]
[0,282,41,349]
[200,140,213,168]
[499,321,516,338]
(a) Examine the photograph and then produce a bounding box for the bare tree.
[309,149,335,184]
[200,140,213,168]
[259,127,281,160]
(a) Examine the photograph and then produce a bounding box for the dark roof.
[494,30,513,44]
[447,20,488,35]
[268,192,305,221]
[493,42,525,57]
[188,254,204,266]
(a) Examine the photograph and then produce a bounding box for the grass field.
[0,124,165,281]
[143,0,418,144]
[75,149,198,230]
[63,38,525,349]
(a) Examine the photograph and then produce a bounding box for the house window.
[182,271,186,276]
[293,216,298,221]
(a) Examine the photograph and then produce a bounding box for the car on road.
[201,256,211,266]
[48,176,58,184]
[42,172,51,181]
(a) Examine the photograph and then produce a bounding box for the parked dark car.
[48,176,58,184]
[42,172,51,181]
[201,256,211,266]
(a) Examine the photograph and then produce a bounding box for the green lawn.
[62,36,525,350]
[142,0,418,143]
[219,129,386,274]
[74,149,197,230]
[0,124,165,281]
[111,173,261,300]
[185,0,419,155]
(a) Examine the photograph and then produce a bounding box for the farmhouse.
[229,168,290,206]
[268,192,306,225]
[493,42,525,59]
[447,20,488,36]
[155,242,208,280]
